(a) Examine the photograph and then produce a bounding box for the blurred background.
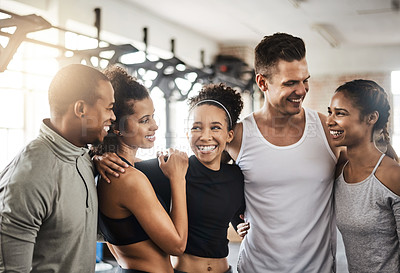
[1,1,399,271]
[0,0,399,169]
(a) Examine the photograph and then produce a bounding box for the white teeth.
[145,135,155,140]
[104,126,110,132]
[289,98,301,103]
[330,130,343,137]
[198,145,216,151]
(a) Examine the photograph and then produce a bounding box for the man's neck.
[48,117,85,147]
[256,105,304,126]
[253,107,306,146]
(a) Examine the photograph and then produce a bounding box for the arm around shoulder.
[226,122,243,162]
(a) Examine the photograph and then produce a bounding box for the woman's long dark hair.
[335,79,398,161]
[92,65,150,155]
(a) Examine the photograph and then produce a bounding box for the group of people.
[0,32,399,273]
[94,67,245,273]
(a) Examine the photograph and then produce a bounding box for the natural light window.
[0,19,200,167]
[391,71,400,156]
[0,40,55,169]
[0,28,101,169]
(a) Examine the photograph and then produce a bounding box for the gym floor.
[95,231,349,273]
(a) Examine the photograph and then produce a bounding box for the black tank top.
[98,156,170,246]
[136,155,245,258]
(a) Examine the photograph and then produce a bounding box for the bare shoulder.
[107,167,157,211]
[97,166,152,216]
[377,157,400,196]
[118,166,150,189]
[98,166,158,217]
[101,166,150,195]
[227,122,243,161]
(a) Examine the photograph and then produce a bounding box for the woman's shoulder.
[113,166,151,190]
[377,157,400,196]
[221,162,244,180]
[122,165,148,179]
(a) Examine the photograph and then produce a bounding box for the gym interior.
[1,1,399,272]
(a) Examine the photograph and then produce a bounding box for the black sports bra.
[98,155,170,246]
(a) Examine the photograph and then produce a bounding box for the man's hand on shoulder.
[92,153,129,183]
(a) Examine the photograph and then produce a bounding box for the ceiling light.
[312,24,340,48]
[288,0,305,8]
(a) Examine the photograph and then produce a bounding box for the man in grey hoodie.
[0,64,115,273]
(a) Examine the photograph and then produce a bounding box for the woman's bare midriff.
[174,253,229,273]
[107,239,174,273]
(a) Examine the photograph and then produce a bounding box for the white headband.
[193,99,232,128]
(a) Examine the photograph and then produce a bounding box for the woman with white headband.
[96,83,245,273]
[137,83,245,273]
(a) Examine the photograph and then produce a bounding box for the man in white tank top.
[226,33,343,272]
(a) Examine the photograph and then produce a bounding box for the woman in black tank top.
[170,84,244,273]
[96,83,245,273]
[94,66,188,273]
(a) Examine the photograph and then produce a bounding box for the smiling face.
[118,97,158,149]
[187,104,234,170]
[327,92,373,148]
[83,80,116,145]
[261,58,310,116]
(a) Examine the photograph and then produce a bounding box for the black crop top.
[135,155,245,258]
[98,156,171,246]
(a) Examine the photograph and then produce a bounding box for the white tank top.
[236,108,337,273]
